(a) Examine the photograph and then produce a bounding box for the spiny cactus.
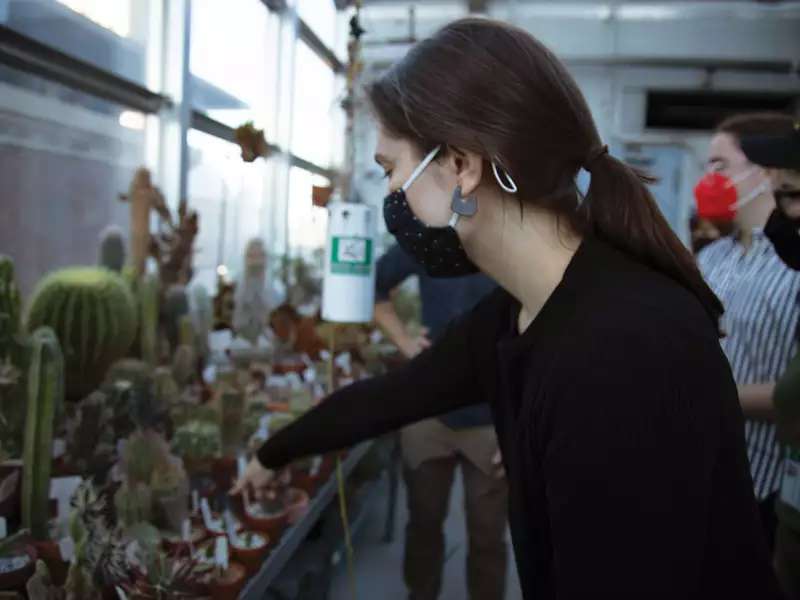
[115,430,188,532]
[220,389,245,457]
[22,327,64,540]
[190,284,212,362]
[137,274,159,366]
[171,317,195,387]
[114,482,153,527]
[26,267,137,401]
[98,225,126,273]
[162,284,189,353]
[0,255,22,362]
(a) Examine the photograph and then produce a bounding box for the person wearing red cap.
[741,120,800,600]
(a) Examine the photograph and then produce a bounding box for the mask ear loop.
[492,162,518,194]
[402,145,442,193]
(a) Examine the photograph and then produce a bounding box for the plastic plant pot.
[208,561,247,600]
[0,544,36,592]
[284,488,310,525]
[243,498,288,542]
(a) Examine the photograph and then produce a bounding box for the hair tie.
[584,145,609,172]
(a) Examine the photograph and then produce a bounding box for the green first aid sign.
[330,236,373,276]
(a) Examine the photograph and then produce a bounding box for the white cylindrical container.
[322,203,376,323]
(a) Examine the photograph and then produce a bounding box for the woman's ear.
[445,146,483,196]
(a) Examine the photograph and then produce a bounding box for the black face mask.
[382,146,479,278]
[765,206,800,271]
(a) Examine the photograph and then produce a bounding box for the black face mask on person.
[764,189,800,271]
[383,145,518,278]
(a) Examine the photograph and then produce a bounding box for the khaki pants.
[776,523,800,600]
[401,419,509,600]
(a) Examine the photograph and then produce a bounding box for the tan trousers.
[401,419,509,600]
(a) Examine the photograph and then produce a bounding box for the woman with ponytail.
[235,19,781,599]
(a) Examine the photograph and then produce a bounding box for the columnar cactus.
[98,225,126,273]
[0,255,22,361]
[163,284,189,353]
[22,327,64,540]
[138,274,159,366]
[26,267,137,401]
[172,317,196,387]
[191,284,212,363]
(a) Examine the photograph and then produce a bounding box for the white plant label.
[214,536,229,570]
[200,498,214,531]
[58,536,76,562]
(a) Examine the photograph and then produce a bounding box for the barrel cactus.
[26,267,137,401]
[22,327,64,540]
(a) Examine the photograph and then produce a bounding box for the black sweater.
[258,237,783,599]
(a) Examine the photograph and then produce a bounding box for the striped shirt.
[698,230,800,500]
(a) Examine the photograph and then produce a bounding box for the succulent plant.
[172,420,221,461]
[26,559,65,600]
[190,284,212,364]
[162,285,189,353]
[114,482,153,527]
[115,430,189,532]
[22,327,64,540]
[104,363,171,435]
[98,225,126,273]
[66,482,131,599]
[25,267,137,400]
[63,390,116,476]
[126,550,211,600]
[0,255,22,362]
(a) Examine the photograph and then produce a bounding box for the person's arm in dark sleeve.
[541,324,716,598]
[257,309,484,469]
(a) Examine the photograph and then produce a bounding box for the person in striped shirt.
[697,112,800,553]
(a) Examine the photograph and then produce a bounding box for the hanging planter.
[312,185,334,208]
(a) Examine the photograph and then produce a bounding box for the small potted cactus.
[113,430,190,536]
[0,531,37,593]
[230,529,269,577]
[171,421,221,477]
[242,491,289,541]
[125,549,211,599]
[193,537,247,600]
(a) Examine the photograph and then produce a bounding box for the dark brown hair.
[368,18,723,324]
[717,112,796,141]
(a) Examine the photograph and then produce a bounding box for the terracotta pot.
[208,562,247,600]
[284,488,310,525]
[242,503,288,542]
[32,539,69,587]
[231,530,270,577]
[162,523,208,556]
[290,469,319,497]
[319,454,337,479]
[0,544,36,592]
[273,362,305,376]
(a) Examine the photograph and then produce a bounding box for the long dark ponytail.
[368,18,723,326]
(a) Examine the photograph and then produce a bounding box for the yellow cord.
[329,326,357,600]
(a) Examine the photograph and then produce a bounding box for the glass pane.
[291,40,344,167]
[296,0,336,52]
[287,167,329,255]
[0,65,152,295]
[190,0,277,131]
[1,0,161,90]
[187,129,272,291]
